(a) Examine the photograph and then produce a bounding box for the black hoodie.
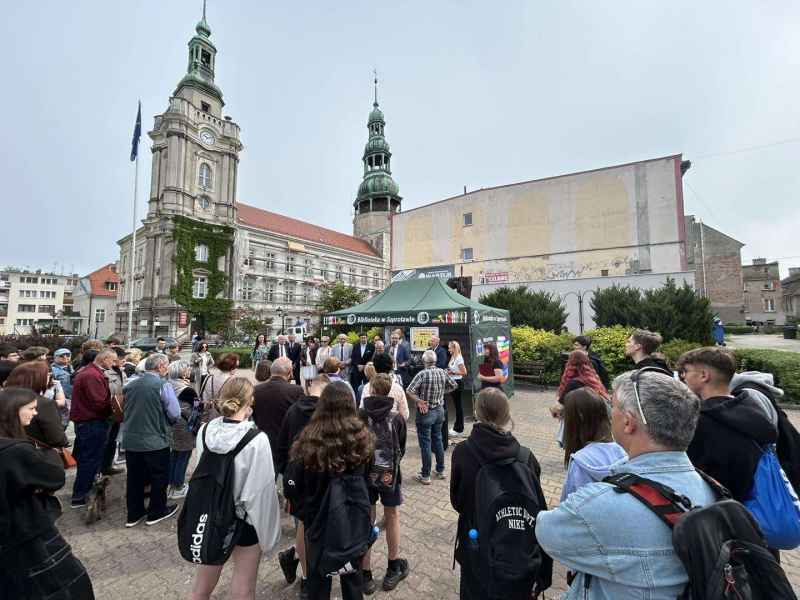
[687,393,778,501]
[450,423,553,592]
[276,395,319,476]
[634,355,672,374]
[359,395,407,459]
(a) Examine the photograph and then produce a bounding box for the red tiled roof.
[85,264,121,297]
[237,203,380,257]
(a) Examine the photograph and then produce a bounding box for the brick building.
[684,215,745,323]
[743,259,785,325]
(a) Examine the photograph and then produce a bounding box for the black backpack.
[604,471,797,600]
[733,381,800,495]
[463,444,547,599]
[366,414,400,493]
[305,471,374,577]
[177,426,260,565]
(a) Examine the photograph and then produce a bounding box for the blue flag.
[130,101,141,162]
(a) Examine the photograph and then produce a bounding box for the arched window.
[198,163,212,190]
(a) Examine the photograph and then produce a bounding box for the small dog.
[85,475,110,525]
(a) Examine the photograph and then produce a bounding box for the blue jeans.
[169,450,192,487]
[416,405,445,478]
[72,420,110,503]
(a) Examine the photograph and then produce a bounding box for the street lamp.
[276,307,285,335]
[562,290,592,334]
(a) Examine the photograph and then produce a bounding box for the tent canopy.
[325,278,509,327]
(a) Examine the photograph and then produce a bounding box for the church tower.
[127,2,241,338]
[353,76,401,261]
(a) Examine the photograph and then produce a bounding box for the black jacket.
[26,395,68,448]
[276,395,319,475]
[360,395,407,459]
[634,355,672,374]
[284,460,368,525]
[588,352,610,390]
[450,423,553,593]
[252,377,303,468]
[0,439,65,553]
[687,394,778,502]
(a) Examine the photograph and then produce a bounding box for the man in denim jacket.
[536,370,717,599]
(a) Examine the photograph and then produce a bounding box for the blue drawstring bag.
[744,443,800,550]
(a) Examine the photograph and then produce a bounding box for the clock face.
[200,130,216,145]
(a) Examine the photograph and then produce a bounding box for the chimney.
[752,258,767,265]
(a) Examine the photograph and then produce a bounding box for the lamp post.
[276,307,285,335]
[562,290,592,334]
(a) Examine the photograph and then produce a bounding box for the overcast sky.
[2,1,798,277]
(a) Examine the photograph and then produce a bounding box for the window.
[361,270,368,285]
[764,298,775,312]
[20,276,38,284]
[335,265,343,281]
[304,259,312,276]
[121,254,128,273]
[284,281,294,303]
[302,285,311,305]
[104,282,118,291]
[286,255,295,273]
[16,318,34,326]
[198,195,210,209]
[38,305,55,314]
[763,281,775,291]
[349,267,356,284]
[42,278,57,285]
[241,278,255,300]
[462,248,474,261]
[463,212,473,227]
[195,244,209,262]
[321,262,329,280]
[43,291,56,299]
[20,290,36,298]
[198,163,212,190]
[136,279,144,300]
[266,252,276,271]
[373,272,379,287]
[193,276,208,299]
[201,101,211,113]
[266,282,275,303]
[601,269,609,277]
[18,304,36,313]
[95,308,106,323]
[135,247,144,270]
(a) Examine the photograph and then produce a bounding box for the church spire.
[373,69,379,107]
[175,0,223,104]
[196,0,211,38]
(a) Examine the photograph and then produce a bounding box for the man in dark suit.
[349,333,375,390]
[286,333,302,384]
[267,334,289,361]
[252,357,303,472]
[388,331,410,387]
[430,335,448,369]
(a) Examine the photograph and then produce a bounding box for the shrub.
[724,325,755,335]
[734,349,800,404]
[481,287,566,332]
[510,327,572,384]
[589,285,643,328]
[583,326,635,376]
[210,347,253,369]
[660,339,702,368]
[0,334,89,356]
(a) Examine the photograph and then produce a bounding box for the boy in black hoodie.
[359,373,409,594]
[679,347,778,501]
[276,374,330,597]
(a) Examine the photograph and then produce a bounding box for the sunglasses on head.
[628,367,669,425]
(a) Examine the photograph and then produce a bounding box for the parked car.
[130,336,178,352]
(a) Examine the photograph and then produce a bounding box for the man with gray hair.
[406,350,457,484]
[536,369,717,598]
[253,356,303,471]
[121,352,181,528]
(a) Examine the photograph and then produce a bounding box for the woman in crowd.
[191,341,215,391]
[450,388,552,599]
[189,378,281,600]
[200,352,240,422]
[550,350,610,445]
[314,336,332,373]
[300,337,319,392]
[447,341,467,437]
[284,381,375,600]
[251,334,270,371]
[167,360,200,499]
[477,343,506,390]
[123,349,143,378]
[359,353,409,420]
[6,361,68,449]
[321,357,357,404]
[357,362,376,403]
[0,387,95,598]
[559,387,626,502]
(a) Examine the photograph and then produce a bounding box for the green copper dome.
[359,172,399,197]
[368,103,385,125]
[364,136,390,155]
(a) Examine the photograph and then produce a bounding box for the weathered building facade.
[783,268,800,322]
[743,259,785,325]
[72,264,121,340]
[684,215,745,323]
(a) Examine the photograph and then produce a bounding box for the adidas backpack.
[177,426,259,565]
[366,414,400,493]
[463,444,547,599]
[604,471,797,599]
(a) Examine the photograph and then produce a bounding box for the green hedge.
[734,349,800,404]
[210,347,253,369]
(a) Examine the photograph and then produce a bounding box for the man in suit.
[268,334,289,362]
[388,331,410,387]
[286,333,302,385]
[430,335,448,369]
[349,333,375,390]
[252,357,304,472]
[331,333,353,382]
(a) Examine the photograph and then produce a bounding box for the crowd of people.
[0,323,798,599]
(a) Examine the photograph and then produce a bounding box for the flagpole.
[127,102,141,344]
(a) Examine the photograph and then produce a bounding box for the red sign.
[484,272,509,283]
[178,311,189,327]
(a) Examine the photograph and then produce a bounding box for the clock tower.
[128,4,242,338]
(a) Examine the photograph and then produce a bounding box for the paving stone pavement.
[56,387,800,599]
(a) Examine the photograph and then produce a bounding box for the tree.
[317,281,366,314]
[236,307,273,339]
[479,286,566,332]
[590,285,643,328]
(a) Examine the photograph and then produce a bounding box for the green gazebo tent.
[324,278,513,395]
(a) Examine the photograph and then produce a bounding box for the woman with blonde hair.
[188,377,281,600]
[447,341,467,437]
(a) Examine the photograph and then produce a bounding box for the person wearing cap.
[52,348,75,429]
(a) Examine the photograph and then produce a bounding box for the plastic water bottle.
[467,528,479,551]
[369,526,380,544]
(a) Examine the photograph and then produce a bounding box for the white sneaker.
[170,484,189,499]
[448,429,463,438]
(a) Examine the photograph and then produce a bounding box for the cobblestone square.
[55,387,800,598]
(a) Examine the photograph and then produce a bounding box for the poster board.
[410,327,439,351]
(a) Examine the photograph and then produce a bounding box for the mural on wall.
[477,255,638,284]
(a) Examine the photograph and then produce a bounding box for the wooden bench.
[513,360,548,389]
